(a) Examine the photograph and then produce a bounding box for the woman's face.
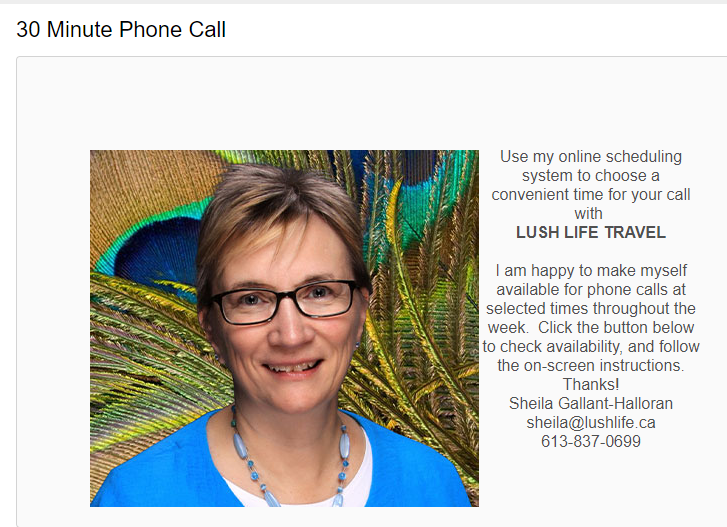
[200,215,368,416]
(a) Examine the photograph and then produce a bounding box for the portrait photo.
[89,150,479,507]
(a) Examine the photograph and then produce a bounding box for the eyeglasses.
[211,280,358,325]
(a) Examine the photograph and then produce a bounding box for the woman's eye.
[306,286,332,300]
[241,294,261,306]
[311,287,329,298]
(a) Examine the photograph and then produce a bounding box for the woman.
[91,165,470,507]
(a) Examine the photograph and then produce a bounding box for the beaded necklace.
[230,405,351,507]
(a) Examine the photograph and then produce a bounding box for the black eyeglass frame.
[211,279,359,326]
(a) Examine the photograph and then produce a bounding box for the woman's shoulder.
[343,411,472,506]
[91,409,237,507]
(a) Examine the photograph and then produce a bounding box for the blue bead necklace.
[230,405,351,507]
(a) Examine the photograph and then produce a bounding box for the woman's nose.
[267,297,314,347]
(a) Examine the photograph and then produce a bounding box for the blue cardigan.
[91,409,471,507]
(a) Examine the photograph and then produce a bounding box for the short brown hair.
[196,164,372,309]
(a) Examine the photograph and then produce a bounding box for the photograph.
[89,150,479,507]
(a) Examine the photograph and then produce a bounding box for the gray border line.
[14,53,726,524]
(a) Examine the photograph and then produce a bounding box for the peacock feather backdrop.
[90,150,479,505]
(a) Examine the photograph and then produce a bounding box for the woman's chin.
[251,361,343,414]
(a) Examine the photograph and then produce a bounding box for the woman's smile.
[264,359,321,373]
[263,358,323,377]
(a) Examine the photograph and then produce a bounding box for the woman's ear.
[198,307,226,365]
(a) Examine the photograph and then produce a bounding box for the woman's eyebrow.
[226,280,272,290]
[295,274,336,286]
[225,274,338,291]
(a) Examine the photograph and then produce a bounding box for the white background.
[5,3,727,527]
